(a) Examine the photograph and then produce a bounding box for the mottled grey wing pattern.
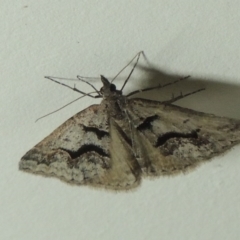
[126,98,240,176]
[19,104,141,190]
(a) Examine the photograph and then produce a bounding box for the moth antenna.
[120,51,147,91]
[77,75,101,95]
[76,76,100,81]
[111,51,147,85]
[35,92,97,122]
[44,76,84,81]
[163,88,205,104]
[126,75,190,97]
[45,76,101,98]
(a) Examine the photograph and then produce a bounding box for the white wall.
[1,1,240,239]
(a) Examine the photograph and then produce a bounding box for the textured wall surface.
[1,1,240,239]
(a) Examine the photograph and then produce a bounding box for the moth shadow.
[127,64,240,120]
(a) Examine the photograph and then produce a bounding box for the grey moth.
[19,52,240,190]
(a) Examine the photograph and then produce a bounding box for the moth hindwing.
[19,54,240,191]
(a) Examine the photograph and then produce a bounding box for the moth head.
[100,75,122,98]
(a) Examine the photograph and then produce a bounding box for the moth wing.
[20,104,140,190]
[127,98,240,176]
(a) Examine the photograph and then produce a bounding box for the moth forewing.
[127,98,240,175]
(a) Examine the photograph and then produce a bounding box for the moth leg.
[120,105,149,171]
[45,76,101,98]
[126,75,190,97]
[122,108,140,158]
[76,75,101,95]
[163,88,205,104]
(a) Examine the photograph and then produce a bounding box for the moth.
[19,52,240,190]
